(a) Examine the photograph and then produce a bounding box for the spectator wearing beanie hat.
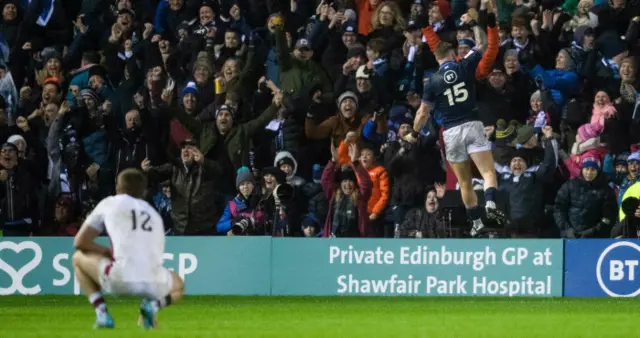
[615,152,640,206]
[513,124,537,148]
[498,126,557,234]
[417,0,457,47]
[603,152,629,185]
[0,140,39,236]
[301,213,322,237]
[171,89,281,196]
[321,143,373,238]
[306,90,386,165]
[217,166,267,235]
[492,119,518,165]
[565,123,607,178]
[181,81,200,116]
[555,154,617,239]
[7,134,27,158]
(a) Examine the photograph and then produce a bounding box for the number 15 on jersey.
[444,83,469,106]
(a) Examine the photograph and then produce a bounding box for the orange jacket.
[355,0,377,36]
[335,141,389,214]
[366,165,390,215]
[422,25,500,79]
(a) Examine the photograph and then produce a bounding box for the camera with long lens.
[622,197,639,219]
[273,183,294,206]
[231,217,255,235]
[60,125,81,169]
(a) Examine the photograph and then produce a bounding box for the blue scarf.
[23,0,55,27]
[602,58,620,80]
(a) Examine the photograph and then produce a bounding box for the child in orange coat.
[360,143,390,236]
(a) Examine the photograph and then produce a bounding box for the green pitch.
[1,296,639,337]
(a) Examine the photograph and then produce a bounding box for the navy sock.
[466,206,484,221]
[484,187,497,203]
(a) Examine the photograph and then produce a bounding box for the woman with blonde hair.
[619,57,637,105]
[370,1,405,32]
[321,143,373,237]
[564,0,595,31]
[36,47,66,87]
[368,1,406,54]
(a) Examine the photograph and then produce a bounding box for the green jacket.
[148,157,222,235]
[274,28,333,99]
[170,103,279,168]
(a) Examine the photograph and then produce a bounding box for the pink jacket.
[564,146,608,178]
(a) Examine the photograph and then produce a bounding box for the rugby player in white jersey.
[72,168,184,329]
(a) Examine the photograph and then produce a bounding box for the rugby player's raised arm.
[414,102,431,133]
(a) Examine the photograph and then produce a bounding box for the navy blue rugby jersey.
[422,50,482,130]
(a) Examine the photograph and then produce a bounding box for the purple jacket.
[321,160,373,237]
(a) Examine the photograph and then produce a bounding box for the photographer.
[615,180,640,237]
[613,193,640,238]
[217,167,267,236]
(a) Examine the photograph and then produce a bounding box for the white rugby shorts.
[442,121,491,163]
[98,258,173,299]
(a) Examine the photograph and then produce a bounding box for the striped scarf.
[23,0,56,27]
[601,58,620,79]
[332,196,357,237]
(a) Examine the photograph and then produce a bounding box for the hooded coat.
[274,150,306,187]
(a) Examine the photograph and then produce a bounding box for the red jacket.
[321,161,373,237]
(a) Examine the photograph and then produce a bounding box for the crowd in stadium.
[0,0,639,238]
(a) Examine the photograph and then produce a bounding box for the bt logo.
[596,241,640,297]
[443,70,458,84]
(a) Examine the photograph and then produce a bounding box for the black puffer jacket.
[301,181,329,226]
[553,173,617,237]
[0,162,40,236]
[383,135,443,189]
[269,116,304,157]
[400,208,447,238]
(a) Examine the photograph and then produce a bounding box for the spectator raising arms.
[0,0,638,239]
